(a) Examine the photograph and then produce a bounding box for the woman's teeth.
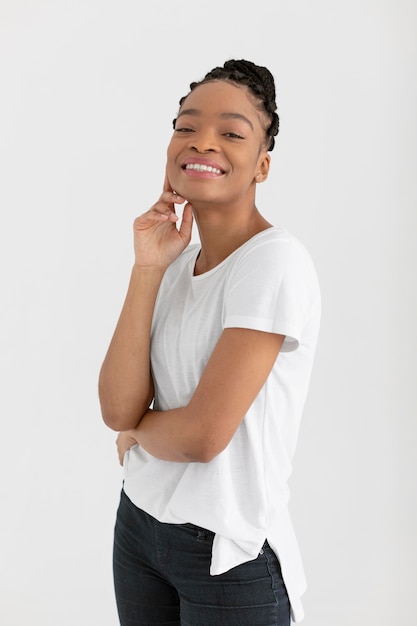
[185,163,222,174]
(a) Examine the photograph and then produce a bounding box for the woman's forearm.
[133,408,205,463]
[98,265,165,431]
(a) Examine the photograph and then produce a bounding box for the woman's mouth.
[184,163,223,175]
[181,158,226,179]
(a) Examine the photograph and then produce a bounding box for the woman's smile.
[182,157,225,178]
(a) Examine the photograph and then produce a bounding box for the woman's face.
[166,81,270,206]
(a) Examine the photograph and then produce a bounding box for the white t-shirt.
[123,227,321,623]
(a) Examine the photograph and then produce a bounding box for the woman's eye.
[224,132,244,139]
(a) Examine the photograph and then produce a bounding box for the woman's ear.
[255,153,271,183]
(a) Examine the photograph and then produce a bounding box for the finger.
[150,204,179,222]
[163,171,185,204]
[133,207,176,231]
[178,202,194,242]
[159,191,185,205]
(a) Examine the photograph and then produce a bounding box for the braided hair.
[173,59,279,151]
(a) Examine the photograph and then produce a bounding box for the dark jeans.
[113,489,290,626]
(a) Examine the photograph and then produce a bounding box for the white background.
[1,1,416,624]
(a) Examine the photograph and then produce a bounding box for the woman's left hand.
[116,430,139,465]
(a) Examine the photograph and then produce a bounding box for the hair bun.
[224,60,275,96]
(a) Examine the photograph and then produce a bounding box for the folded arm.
[99,265,163,431]
[118,327,285,463]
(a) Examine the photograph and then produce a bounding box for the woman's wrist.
[131,263,167,276]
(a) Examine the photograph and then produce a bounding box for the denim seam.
[263,546,281,609]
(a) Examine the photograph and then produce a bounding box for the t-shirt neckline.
[191,226,279,281]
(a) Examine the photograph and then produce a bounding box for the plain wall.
[0,1,416,624]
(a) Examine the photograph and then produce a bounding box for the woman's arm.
[117,327,285,462]
[99,186,193,432]
[99,265,164,431]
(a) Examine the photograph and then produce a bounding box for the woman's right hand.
[133,177,193,269]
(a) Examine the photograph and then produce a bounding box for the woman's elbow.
[98,392,144,432]
[185,437,227,464]
[100,407,139,432]
[98,383,153,432]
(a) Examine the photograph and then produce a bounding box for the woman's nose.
[188,130,218,153]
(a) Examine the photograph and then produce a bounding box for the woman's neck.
[193,205,272,276]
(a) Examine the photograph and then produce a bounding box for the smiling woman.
[98,58,321,625]
[167,81,271,223]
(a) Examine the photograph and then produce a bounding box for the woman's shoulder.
[229,227,320,296]
[234,227,313,265]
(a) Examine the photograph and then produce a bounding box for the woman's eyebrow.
[177,108,253,130]
[219,112,253,129]
[176,108,200,119]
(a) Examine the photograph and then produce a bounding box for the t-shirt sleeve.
[223,235,320,352]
